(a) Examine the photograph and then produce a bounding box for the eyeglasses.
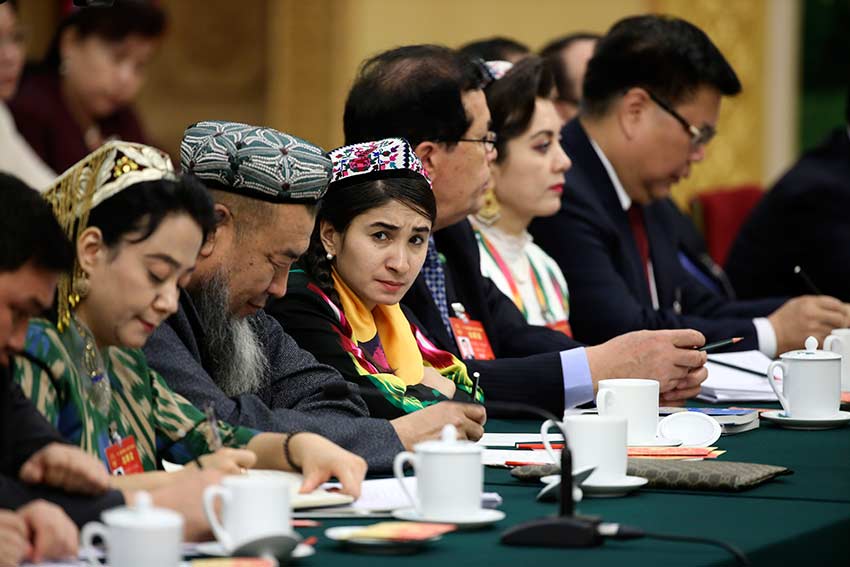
[646,90,716,148]
[456,131,498,153]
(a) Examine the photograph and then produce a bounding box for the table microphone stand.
[483,401,604,548]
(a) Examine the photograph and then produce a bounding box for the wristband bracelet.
[283,432,305,473]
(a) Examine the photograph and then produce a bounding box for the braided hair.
[301,177,436,309]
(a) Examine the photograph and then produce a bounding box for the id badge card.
[449,317,495,360]
[105,435,144,475]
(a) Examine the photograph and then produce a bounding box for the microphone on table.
[479,399,605,548]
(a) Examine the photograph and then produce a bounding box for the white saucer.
[392,507,505,529]
[629,436,681,447]
[195,541,315,559]
[761,410,850,430]
[539,464,596,487]
[580,475,648,498]
[325,526,443,548]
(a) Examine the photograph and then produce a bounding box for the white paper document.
[699,350,778,403]
[707,350,772,374]
[476,432,564,447]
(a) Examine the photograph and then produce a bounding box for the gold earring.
[71,270,90,305]
[475,186,501,225]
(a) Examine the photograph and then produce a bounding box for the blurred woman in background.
[9,0,164,173]
[0,0,54,189]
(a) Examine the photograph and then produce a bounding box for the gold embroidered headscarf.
[42,141,176,331]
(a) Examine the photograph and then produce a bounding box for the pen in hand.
[794,265,823,295]
[698,337,743,352]
[205,403,223,451]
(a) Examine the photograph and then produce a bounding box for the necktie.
[627,205,651,286]
[422,238,454,339]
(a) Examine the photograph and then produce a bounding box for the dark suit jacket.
[529,119,784,349]
[401,220,583,416]
[726,128,850,301]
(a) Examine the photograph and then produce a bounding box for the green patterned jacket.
[14,318,257,473]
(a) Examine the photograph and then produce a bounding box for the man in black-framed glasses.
[531,14,850,362]
[645,89,717,148]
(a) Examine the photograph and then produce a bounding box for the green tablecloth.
[298,410,850,566]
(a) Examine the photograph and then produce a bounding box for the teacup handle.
[203,485,233,552]
[824,335,843,356]
[392,451,419,513]
[766,360,791,415]
[596,388,615,415]
[540,419,562,465]
[80,521,109,567]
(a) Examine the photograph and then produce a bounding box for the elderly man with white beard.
[142,121,414,470]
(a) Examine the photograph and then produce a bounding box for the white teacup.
[561,415,628,484]
[203,474,293,552]
[596,379,659,444]
[767,337,841,419]
[81,492,182,567]
[393,424,482,521]
[824,328,850,391]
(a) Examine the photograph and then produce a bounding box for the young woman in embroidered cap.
[13,141,366,497]
[469,57,574,337]
[267,138,487,442]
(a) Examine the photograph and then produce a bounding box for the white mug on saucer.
[596,379,659,445]
[767,337,841,419]
[203,474,293,553]
[81,492,182,567]
[824,328,850,391]
[563,415,628,484]
[392,425,483,521]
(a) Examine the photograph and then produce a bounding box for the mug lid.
[780,336,841,360]
[102,491,183,529]
[413,424,482,454]
[657,412,721,447]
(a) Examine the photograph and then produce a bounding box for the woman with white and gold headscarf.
[13,141,366,496]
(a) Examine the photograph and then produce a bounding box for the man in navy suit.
[531,15,849,358]
[342,44,709,415]
[726,88,850,302]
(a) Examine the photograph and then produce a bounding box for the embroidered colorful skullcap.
[328,138,431,191]
[180,120,332,203]
[484,60,514,82]
[43,141,176,331]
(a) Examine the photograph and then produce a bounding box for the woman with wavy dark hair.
[267,138,486,441]
[470,56,574,336]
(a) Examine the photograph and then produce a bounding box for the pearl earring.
[326,253,334,261]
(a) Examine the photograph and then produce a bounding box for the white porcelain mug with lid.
[767,336,842,419]
[392,424,483,521]
[824,328,850,391]
[203,474,293,553]
[81,492,182,567]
